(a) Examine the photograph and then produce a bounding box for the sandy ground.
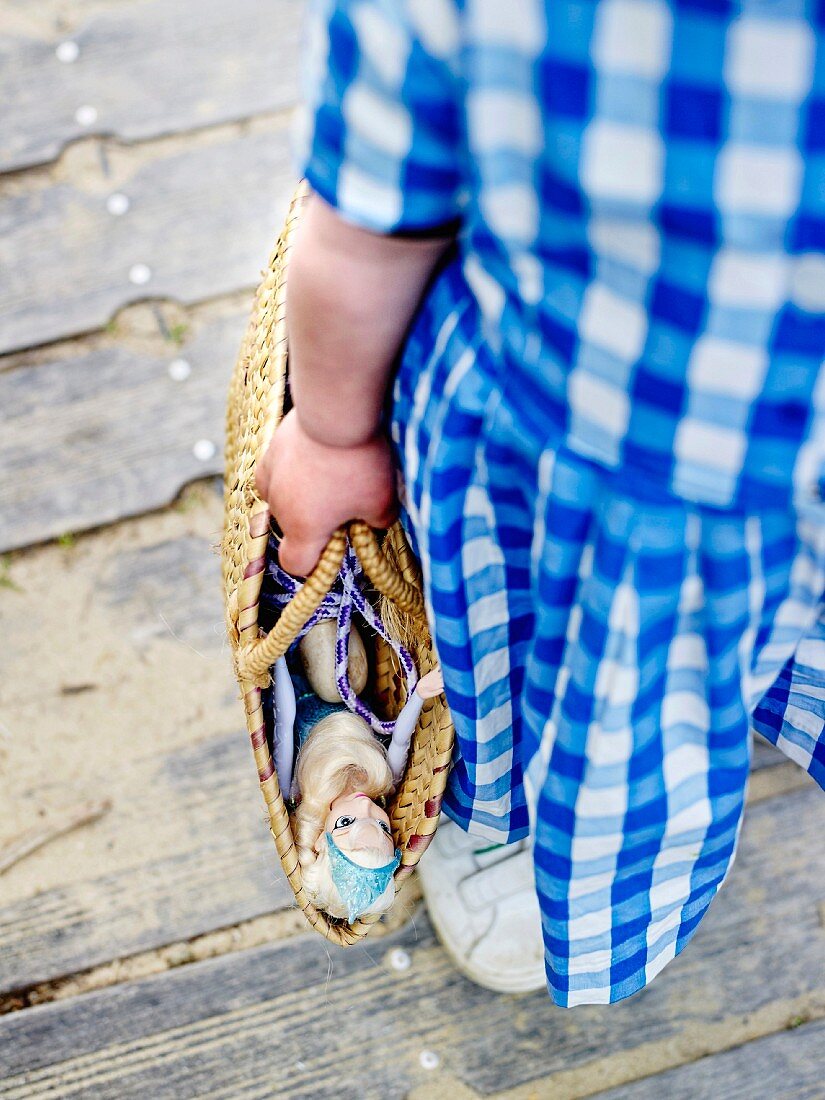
[0,480,240,905]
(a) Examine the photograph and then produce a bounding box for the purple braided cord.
[265,536,418,735]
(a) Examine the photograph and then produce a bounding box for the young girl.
[255,0,825,1005]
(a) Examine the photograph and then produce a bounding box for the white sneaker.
[417,818,547,994]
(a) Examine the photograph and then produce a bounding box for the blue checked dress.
[294,0,825,1005]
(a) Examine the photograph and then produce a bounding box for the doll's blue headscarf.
[325,833,401,922]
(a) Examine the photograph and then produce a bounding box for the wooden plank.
[0,123,294,355]
[0,505,290,995]
[100,531,229,655]
[751,735,787,771]
[592,1018,825,1099]
[0,0,301,173]
[0,308,244,551]
[0,731,290,997]
[1,787,823,1099]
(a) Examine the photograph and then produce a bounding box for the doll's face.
[322,792,394,859]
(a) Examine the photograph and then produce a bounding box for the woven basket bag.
[221,181,455,944]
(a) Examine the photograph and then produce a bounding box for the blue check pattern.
[297,0,825,511]
[294,0,825,1003]
[390,265,825,1005]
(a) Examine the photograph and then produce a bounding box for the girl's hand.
[415,666,444,700]
[254,408,398,577]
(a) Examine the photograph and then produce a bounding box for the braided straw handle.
[236,521,427,683]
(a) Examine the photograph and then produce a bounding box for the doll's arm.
[387,667,444,785]
[386,689,425,786]
[272,655,297,797]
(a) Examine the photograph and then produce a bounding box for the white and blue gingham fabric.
[390,268,825,1004]
[294,0,825,1004]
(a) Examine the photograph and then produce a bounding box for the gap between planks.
[0,289,254,378]
[0,763,807,1018]
[1,781,822,1097]
[0,877,423,1018]
[0,0,303,174]
[0,104,295,194]
[401,1009,825,1100]
[0,110,298,356]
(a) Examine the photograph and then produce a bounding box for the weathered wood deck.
[1,2,823,1097]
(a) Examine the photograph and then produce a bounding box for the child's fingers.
[277,532,329,578]
[359,473,399,530]
[253,451,270,501]
[362,498,399,531]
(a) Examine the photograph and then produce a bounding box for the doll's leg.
[299,618,368,702]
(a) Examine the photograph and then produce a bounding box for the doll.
[271,620,443,922]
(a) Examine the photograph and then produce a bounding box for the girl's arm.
[272,656,297,797]
[254,192,455,578]
[287,191,454,449]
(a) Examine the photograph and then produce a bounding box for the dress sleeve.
[272,656,297,798]
[386,686,425,785]
[293,0,463,233]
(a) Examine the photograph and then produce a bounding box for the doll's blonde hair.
[293,710,396,920]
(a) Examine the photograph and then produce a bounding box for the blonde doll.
[271,623,443,922]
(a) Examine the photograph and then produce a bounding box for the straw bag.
[221,181,455,944]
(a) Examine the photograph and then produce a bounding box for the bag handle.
[236,519,425,683]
